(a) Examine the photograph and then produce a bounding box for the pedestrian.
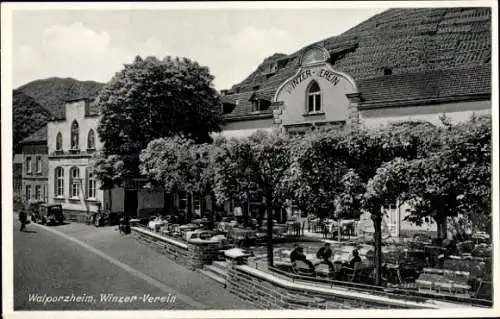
[316,242,335,272]
[323,223,329,239]
[19,210,28,232]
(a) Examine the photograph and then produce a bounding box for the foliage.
[97,55,223,178]
[403,115,492,235]
[12,90,52,153]
[89,152,127,189]
[335,169,364,220]
[212,130,291,266]
[140,136,213,194]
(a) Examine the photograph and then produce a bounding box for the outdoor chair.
[292,260,315,277]
[342,262,363,282]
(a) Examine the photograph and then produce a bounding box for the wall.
[21,143,49,202]
[359,100,491,129]
[47,100,103,155]
[47,156,104,214]
[138,189,164,211]
[131,227,222,270]
[226,265,431,309]
[275,64,356,127]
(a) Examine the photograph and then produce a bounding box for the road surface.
[13,219,253,310]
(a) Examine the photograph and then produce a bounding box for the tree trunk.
[435,216,447,242]
[187,192,192,223]
[371,213,383,286]
[266,194,274,267]
[243,199,249,227]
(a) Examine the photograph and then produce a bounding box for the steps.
[198,261,228,287]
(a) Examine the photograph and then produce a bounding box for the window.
[55,167,64,197]
[193,193,201,212]
[70,167,80,198]
[179,192,187,210]
[87,129,96,150]
[71,121,79,150]
[35,185,41,200]
[87,169,97,199]
[251,100,271,112]
[307,81,321,113]
[56,132,63,151]
[36,156,42,173]
[26,185,32,200]
[26,157,32,174]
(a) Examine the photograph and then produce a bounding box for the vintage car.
[38,204,65,225]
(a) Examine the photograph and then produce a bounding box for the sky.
[11,6,387,91]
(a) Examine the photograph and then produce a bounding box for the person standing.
[19,210,28,232]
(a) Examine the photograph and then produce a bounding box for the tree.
[363,158,412,285]
[90,151,127,212]
[140,136,216,222]
[403,115,492,239]
[97,55,222,178]
[282,130,349,220]
[213,130,291,266]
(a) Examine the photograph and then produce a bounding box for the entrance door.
[124,189,138,217]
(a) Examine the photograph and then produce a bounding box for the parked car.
[38,204,65,225]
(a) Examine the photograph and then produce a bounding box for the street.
[13,219,253,310]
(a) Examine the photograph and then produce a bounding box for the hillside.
[12,90,53,153]
[16,77,105,119]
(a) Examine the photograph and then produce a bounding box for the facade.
[13,154,23,197]
[46,99,104,219]
[46,98,165,220]
[19,127,49,203]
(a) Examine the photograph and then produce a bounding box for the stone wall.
[131,227,222,270]
[226,265,438,310]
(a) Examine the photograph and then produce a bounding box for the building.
[19,126,49,203]
[13,154,23,197]
[46,98,165,222]
[40,8,491,233]
[216,7,491,233]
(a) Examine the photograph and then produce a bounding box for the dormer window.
[251,99,271,113]
[307,80,322,113]
[71,120,79,150]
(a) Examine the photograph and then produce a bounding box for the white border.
[2,1,499,318]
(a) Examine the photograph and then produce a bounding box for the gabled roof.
[221,7,492,120]
[20,126,47,144]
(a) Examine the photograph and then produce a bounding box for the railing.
[252,263,492,307]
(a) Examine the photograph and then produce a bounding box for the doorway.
[124,189,138,217]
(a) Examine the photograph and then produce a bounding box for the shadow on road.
[21,230,37,233]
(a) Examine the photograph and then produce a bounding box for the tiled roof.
[221,7,492,119]
[20,125,47,144]
[358,65,491,106]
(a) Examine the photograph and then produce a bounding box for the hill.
[12,90,53,153]
[16,77,105,119]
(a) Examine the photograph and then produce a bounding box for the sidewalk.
[53,222,255,310]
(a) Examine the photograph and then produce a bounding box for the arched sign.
[273,46,358,129]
